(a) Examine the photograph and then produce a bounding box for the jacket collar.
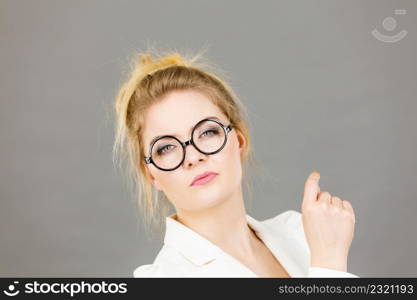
[164,213,220,266]
[164,212,308,277]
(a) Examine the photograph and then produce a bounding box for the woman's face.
[142,89,246,212]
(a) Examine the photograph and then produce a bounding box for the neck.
[174,186,261,259]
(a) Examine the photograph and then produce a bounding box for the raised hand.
[301,170,356,272]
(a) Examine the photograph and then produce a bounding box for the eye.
[200,129,220,137]
[157,144,175,155]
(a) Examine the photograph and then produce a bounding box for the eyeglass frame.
[144,118,233,171]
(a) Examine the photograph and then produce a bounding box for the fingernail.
[312,170,320,178]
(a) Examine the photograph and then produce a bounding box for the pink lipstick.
[190,171,219,186]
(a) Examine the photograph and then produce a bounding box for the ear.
[235,129,246,156]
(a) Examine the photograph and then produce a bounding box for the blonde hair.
[112,46,259,240]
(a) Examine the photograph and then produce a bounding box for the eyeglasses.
[144,118,233,171]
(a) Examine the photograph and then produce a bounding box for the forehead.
[143,90,227,144]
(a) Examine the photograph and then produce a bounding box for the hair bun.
[139,53,188,76]
[139,54,153,66]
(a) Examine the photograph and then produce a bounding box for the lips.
[190,171,219,186]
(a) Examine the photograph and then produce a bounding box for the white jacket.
[133,209,359,277]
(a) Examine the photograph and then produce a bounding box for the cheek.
[217,135,243,179]
[148,167,170,189]
[226,134,242,161]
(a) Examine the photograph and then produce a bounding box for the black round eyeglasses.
[144,118,233,171]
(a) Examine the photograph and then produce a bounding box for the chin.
[189,186,228,211]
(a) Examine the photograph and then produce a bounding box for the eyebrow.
[148,116,221,147]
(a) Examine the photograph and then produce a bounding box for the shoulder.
[132,261,190,278]
[262,209,308,247]
[133,261,188,278]
[132,245,189,277]
[133,264,160,277]
[262,209,303,231]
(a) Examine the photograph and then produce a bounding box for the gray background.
[1,0,416,277]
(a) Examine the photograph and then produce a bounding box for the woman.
[113,49,358,278]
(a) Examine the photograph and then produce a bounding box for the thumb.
[303,170,320,204]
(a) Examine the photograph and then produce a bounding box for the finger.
[331,196,343,208]
[318,191,331,204]
[303,170,321,204]
[342,200,355,223]
[342,200,355,214]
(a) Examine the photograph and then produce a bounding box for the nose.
[183,141,206,168]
